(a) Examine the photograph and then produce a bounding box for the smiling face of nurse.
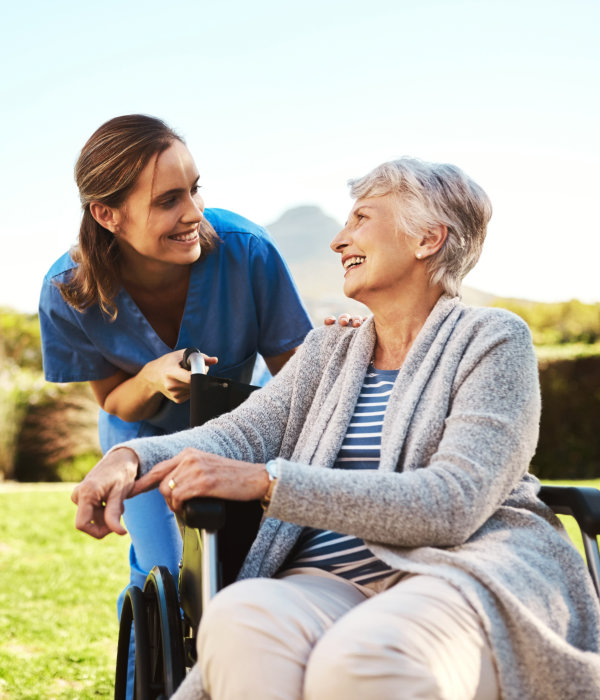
[60,115,219,319]
[101,140,210,273]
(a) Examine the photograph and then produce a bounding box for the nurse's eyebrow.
[152,176,200,202]
[153,187,185,200]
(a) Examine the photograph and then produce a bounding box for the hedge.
[532,356,600,479]
[1,353,598,482]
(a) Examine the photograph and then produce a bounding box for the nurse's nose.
[184,192,204,222]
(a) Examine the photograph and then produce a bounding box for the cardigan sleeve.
[120,350,297,474]
[266,311,542,548]
[119,325,347,474]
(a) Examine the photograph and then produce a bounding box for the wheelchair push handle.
[181,346,226,531]
[181,347,208,375]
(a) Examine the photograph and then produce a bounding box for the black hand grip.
[182,497,227,531]
[539,485,600,537]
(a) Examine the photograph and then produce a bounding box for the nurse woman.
[39,114,313,616]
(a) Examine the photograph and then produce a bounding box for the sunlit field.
[0,483,129,699]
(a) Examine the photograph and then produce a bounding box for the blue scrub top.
[39,208,313,453]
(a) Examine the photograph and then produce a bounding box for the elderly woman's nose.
[330,227,349,252]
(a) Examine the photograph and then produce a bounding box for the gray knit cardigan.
[125,295,600,700]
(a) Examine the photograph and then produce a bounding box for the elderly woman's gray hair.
[348,158,492,297]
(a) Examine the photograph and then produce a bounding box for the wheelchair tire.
[114,585,151,700]
[143,565,186,698]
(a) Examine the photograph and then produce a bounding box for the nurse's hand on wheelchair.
[71,447,140,539]
[131,448,269,513]
[148,348,217,404]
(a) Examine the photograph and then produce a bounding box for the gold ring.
[168,478,176,491]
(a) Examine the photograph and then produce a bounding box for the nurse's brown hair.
[58,114,217,320]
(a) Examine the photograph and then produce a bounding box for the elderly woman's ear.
[415,224,448,260]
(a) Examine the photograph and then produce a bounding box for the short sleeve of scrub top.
[39,208,313,453]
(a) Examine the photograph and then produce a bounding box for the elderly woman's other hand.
[71,448,139,539]
[131,448,269,513]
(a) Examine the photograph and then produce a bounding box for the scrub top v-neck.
[39,208,313,452]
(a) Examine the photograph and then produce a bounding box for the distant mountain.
[266,205,341,263]
[265,205,496,321]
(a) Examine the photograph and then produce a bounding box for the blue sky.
[1,0,598,311]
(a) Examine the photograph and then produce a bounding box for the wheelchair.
[114,349,600,699]
[114,348,263,699]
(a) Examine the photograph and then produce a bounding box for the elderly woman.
[74,158,600,700]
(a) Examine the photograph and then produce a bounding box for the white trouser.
[172,572,499,700]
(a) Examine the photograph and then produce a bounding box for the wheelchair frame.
[114,349,600,699]
[114,349,262,700]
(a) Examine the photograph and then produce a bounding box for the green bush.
[12,382,101,482]
[55,452,102,482]
[494,298,600,345]
[0,309,101,482]
[535,343,600,361]
[0,363,48,479]
[1,305,599,483]
[0,359,101,482]
[0,308,43,370]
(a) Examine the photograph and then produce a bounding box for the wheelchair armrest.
[181,497,227,531]
[538,485,600,538]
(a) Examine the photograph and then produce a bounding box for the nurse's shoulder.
[44,250,78,284]
[204,208,273,242]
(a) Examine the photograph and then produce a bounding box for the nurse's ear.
[89,201,122,234]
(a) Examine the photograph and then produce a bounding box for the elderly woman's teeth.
[344,256,366,270]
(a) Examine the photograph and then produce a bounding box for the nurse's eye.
[191,184,202,196]
[158,196,177,209]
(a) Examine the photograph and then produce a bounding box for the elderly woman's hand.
[131,448,269,513]
[71,447,139,539]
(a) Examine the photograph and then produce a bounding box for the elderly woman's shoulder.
[307,321,362,344]
[458,302,533,341]
[295,321,364,358]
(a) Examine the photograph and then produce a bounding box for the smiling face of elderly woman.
[330,193,428,308]
[331,158,493,305]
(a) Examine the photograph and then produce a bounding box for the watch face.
[266,460,279,480]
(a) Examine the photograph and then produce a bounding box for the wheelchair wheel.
[114,585,150,700]
[142,565,186,698]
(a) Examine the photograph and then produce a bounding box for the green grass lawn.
[0,483,130,699]
[1,479,599,699]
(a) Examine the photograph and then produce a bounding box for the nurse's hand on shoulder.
[323,314,367,327]
[144,349,218,404]
[71,448,140,539]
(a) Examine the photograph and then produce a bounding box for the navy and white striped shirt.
[287,366,399,586]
